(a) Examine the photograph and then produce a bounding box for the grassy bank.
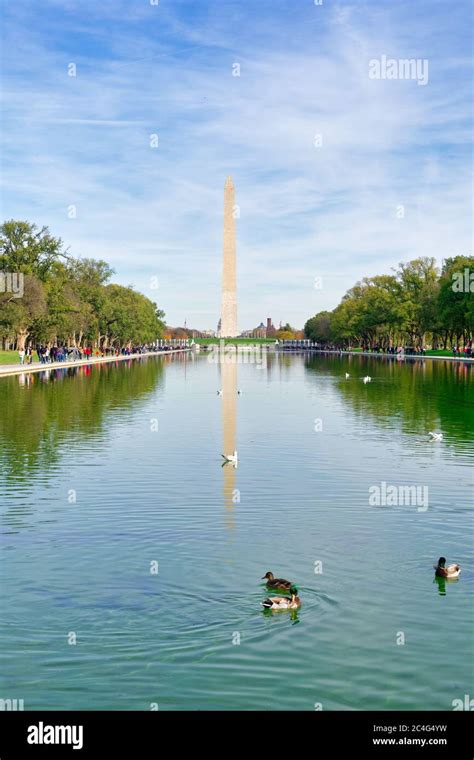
[1,347,469,364]
[193,337,275,346]
[425,349,463,357]
[0,351,19,365]
[348,348,464,358]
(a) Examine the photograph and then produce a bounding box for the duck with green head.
[434,556,461,579]
[262,587,301,611]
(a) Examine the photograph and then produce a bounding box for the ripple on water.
[0,353,472,709]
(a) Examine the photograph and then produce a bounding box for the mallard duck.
[262,588,301,610]
[434,556,461,579]
[262,571,294,591]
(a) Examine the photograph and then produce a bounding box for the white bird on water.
[222,450,238,466]
[217,389,223,395]
[363,376,372,384]
[428,432,443,442]
[345,373,350,379]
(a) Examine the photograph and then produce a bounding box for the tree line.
[0,221,166,351]
[304,256,473,350]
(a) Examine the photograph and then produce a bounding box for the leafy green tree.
[99,285,164,347]
[438,256,474,346]
[304,311,333,342]
[0,221,67,347]
[0,221,166,350]
[66,258,114,346]
[0,220,67,279]
[0,275,47,349]
[395,258,439,346]
[305,256,472,351]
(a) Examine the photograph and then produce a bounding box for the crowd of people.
[452,345,473,358]
[36,345,82,363]
[360,344,472,357]
[278,340,473,357]
[361,345,427,356]
[17,342,190,365]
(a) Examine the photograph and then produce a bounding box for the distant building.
[266,318,276,337]
[253,322,266,338]
[241,317,276,339]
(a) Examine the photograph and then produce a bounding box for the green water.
[0,353,472,710]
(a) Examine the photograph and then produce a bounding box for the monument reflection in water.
[220,355,238,530]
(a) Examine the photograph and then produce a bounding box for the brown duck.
[262,571,294,592]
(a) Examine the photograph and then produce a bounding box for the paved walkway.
[279,348,474,362]
[332,350,474,362]
[0,349,190,378]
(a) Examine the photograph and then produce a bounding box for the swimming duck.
[345,373,350,379]
[434,557,461,579]
[363,375,372,384]
[262,588,301,610]
[262,571,294,592]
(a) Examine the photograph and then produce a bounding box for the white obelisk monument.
[220,176,238,337]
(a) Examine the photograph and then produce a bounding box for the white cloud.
[1,0,471,330]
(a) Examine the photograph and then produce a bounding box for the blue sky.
[1,0,472,330]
